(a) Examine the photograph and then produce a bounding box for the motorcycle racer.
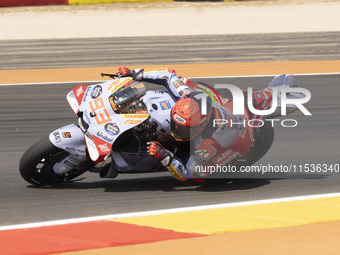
[19,65,308,186]
[116,66,275,181]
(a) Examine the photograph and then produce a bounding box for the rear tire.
[19,136,69,186]
[247,120,275,165]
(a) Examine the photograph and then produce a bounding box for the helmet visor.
[170,118,205,141]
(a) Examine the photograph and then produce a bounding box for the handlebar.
[101,73,118,79]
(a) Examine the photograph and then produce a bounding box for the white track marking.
[1,192,340,231]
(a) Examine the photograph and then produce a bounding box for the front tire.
[19,136,70,186]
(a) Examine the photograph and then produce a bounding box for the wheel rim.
[30,150,68,185]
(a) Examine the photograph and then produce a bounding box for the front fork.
[49,124,87,175]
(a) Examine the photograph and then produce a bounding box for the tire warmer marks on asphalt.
[0,221,205,255]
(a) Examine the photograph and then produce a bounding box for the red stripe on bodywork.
[72,84,87,106]
[0,221,205,255]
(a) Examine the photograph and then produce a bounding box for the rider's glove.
[116,66,132,78]
[116,67,144,81]
[147,141,174,167]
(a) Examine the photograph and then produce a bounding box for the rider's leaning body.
[116,67,274,180]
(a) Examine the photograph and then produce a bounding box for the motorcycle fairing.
[49,124,87,174]
[101,90,176,174]
[67,84,88,114]
[142,90,176,136]
[102,151,162,176]
[77,78,150,162]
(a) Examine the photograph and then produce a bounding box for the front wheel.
[19,136,88,186]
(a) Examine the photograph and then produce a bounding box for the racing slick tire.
[19,136,74,186]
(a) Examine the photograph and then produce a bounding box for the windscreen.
[109,81,147,114]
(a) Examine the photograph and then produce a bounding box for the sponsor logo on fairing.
[76,86,85,97]
[77,149,86,154]
[62,132,71,138]
[97,143,110,152]
[53,132,61,143]
[120,114,149,119]
[91,85,103,99]
[108,78,133,93]
[105,123,120,135]
[124,119,143,125]
[83,87,92,102]
[159,100,171,110]
[97,131,113,143]
[108,79,121,93]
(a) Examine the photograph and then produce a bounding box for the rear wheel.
[246,120,275,165]
[19,136,88,186]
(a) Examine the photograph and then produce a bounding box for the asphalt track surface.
[1,74,340,227]
[1,31,340,70]
[0,32,339,227]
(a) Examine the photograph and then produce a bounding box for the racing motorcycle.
[19,73,297,186]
